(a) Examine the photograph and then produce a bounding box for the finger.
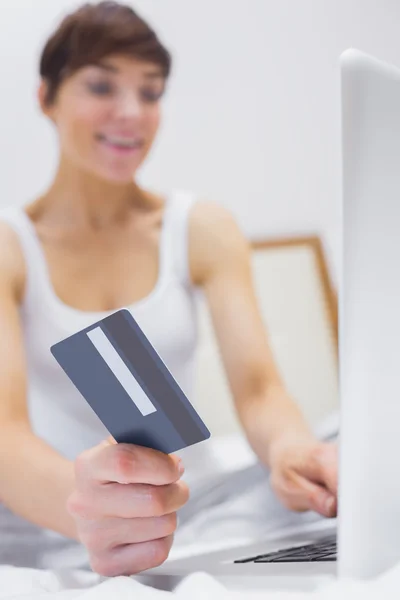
[290,471,337,517]
[272,470,337,518]
[97,480,189,519]
[78,513,177,552]
[316,444,338,496]
[75,442,184,487]
[69,480,189,520]
[271,472,310,513]
[296,443,338,496]
[91,535,174,577]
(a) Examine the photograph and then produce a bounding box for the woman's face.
[40,55,165,183]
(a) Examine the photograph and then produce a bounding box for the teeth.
[103,136,140,148]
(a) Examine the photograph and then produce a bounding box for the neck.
[34,156,148,230]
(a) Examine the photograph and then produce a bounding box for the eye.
[140,88,164,103]
[87,81,114,96]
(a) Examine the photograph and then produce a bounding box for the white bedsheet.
[1,563,400,599]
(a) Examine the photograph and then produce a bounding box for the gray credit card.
[50,308,210,454]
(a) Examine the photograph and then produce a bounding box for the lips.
[97,134,144,151]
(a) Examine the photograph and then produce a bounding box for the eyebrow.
[93,63,165,79]
[95,63,118,73]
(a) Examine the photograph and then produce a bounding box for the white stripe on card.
[87,326,157,416]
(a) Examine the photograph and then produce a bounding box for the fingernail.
[178,459,185,475]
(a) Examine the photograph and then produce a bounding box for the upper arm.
[189,201,284,405]
[0,222,30,425]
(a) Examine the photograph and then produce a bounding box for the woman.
[0,1,337,576]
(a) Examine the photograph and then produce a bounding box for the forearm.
[236,383,314,468]
[0,422,79,540]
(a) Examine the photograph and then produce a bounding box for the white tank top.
[0,189,206,569]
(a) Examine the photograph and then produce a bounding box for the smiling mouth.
[96,134,144,151]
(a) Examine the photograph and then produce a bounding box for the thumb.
[99,435,117,447]
[98,439,184,473]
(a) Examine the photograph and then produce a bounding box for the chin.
[101,171,136,185]
[90,164,140,185]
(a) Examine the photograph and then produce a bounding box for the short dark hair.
[39,1,172,104]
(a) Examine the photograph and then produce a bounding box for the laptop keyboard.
[234,534,337,563]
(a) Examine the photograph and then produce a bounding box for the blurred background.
[1,0,400,437]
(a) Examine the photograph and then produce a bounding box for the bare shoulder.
[0,220,26,301]
[188,200,251,285]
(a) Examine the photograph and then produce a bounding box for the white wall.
[2,0,400,281]
[2,0,398,434]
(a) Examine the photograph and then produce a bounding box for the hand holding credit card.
[50,308,210,454]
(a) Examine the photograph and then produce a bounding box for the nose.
[115,90,142,120]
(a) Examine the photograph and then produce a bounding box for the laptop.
[138,48,400,592]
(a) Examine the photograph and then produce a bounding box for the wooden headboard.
[252,235,338,349]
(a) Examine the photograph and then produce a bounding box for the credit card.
[50,308,210,454]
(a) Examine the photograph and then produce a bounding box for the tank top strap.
[0,205,50,309]
[164,190,198,286]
